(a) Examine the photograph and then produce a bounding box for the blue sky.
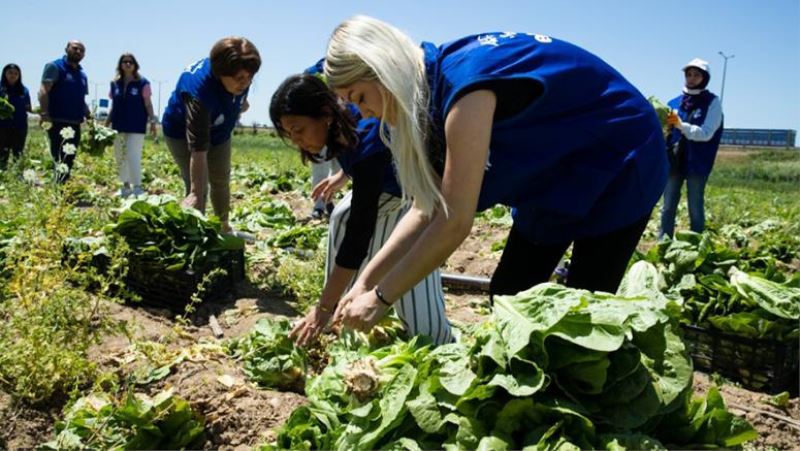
[2,0,798,132]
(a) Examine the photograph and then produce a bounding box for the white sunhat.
[683,58,710,74]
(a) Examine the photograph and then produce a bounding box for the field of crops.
[0,126,798,450]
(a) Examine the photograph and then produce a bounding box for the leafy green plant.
[274,244,326,311]
[263,271,756,450]
[227,318,309,392]
[42,389,205,450]
[231,199,296,232]
[0,188,126,404]
[268,224,326,250]
[105,197,244,271]
[0,95,14,119]
[81,120,118,157]
[637,230,799,340]
[648,95,671,134]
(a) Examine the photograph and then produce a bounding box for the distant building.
[721,129,796,148]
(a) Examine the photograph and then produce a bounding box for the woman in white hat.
[659,58,724,238]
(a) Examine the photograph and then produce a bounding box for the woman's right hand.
[666,110,683,129]
[290,304,333,346]
[181,192,204,212]
[312,170,348,203]
[332,281,371,326]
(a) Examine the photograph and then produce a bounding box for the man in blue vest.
[39,40,90,183]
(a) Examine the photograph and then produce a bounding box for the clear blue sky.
[2,0,798,132]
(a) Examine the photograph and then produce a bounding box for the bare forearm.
[320,264,357,310]
[351,207,430,290]
[144,99,155,121]
[38,89,49,116]
[379,211,471,301]
[189,151,208,195]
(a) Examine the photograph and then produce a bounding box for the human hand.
[149,121,158,137]
[312,171,348,204]
[334,287,389,333]
[290,304,334,346]
[181,192,204,211]
[666,110,682,128]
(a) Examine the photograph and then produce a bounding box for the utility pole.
[154,80,167,120]
[718,51,735,105]
[92,82,104,111]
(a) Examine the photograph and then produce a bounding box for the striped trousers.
[326,192,454,345]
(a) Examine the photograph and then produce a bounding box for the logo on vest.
[131,87,139,96]
[533,34,552,43]
[477,35,499,47]
[692,109,703,119]
[66,74,74,81]
[213,114,225,126]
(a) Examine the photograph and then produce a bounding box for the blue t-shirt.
[162,58,247,145]
[0,85,30,129]
[110,77,150,134]
[45,57,88,124]
[423,32,667,243]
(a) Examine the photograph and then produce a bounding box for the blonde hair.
[324,15,447,217]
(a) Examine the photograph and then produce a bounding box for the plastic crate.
[681,324,799,394]
[125,248,245,311]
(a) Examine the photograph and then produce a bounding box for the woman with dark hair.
[105,53,157,197]
[659,58,723,238]
[0,64,32,169]
[270,73,453,346]
[161,36,261,231]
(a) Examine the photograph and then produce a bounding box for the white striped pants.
[326,191,454,345]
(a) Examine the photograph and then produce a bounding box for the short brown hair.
[209,37,261,78]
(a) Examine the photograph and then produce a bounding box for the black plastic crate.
[681,324,799,394]
[125,248,245,311]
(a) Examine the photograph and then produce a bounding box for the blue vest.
[337,118,402,198]
[423,33,667,244]
[110,77,149,134]
[47,57,88,123]
[667,92,723,176]
[162,58,246,146]
[0,85,29,129]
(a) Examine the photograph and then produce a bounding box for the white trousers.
[113,132,145,185]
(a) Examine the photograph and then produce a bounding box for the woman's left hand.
[337,288,390,333]
[149,121,158,137]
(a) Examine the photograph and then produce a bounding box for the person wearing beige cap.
[659,57,723,238]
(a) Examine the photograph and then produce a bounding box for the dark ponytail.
[269,74,358,164]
